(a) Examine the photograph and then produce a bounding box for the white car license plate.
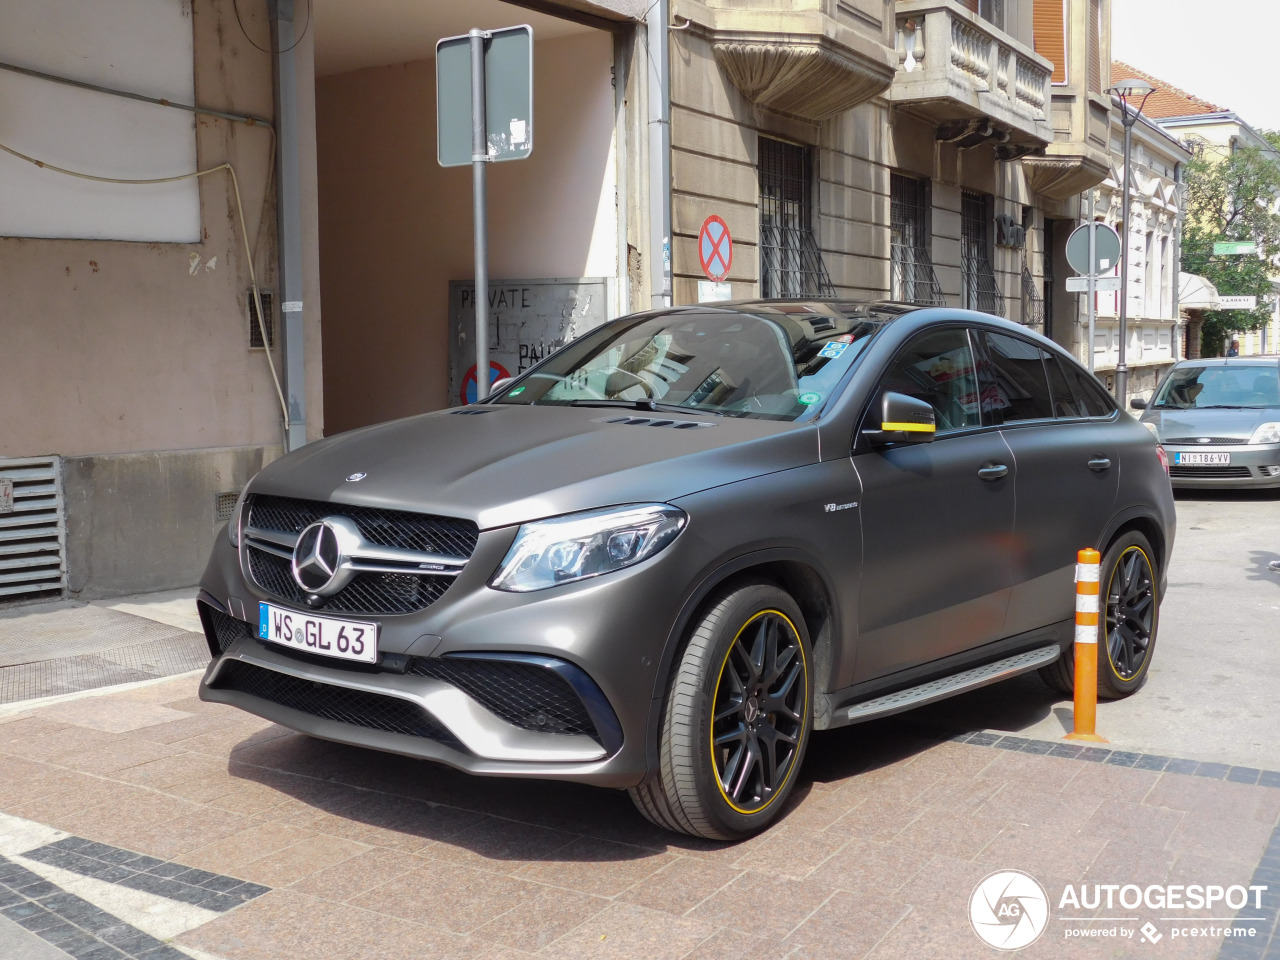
[258,602,379,664]
[1173,452,1230,466]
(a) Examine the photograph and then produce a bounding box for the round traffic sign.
[698,215,733,282]
[460,361,511,405]
[1066,222,1122,276]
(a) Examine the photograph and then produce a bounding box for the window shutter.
[1088,0,1102,92]
[1033,0,1067,84]
[959,0,980,12]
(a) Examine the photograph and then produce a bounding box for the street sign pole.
[1088,197,1096,373]
[469,30,490,401]
[437,25,532,403]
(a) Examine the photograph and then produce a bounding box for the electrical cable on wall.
[0,140,291,448]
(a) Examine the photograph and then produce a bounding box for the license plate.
[1173,452,1230,465]
[258,602,378,664]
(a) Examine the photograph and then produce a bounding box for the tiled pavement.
[0,675,1277,960]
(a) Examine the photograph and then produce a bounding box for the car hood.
[249,405,818,529]
[1142,407,1279,442]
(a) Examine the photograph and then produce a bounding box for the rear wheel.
[629,582,812,840]
[1039,531,1159,699]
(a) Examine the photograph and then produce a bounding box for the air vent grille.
[602,417,712,429]
[0,457,66,603]
[248,290,274,349]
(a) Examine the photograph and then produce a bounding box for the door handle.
[978,462,1009,481]
[1088,456,1112,472]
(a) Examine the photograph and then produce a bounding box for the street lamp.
[1106,79,1156,407]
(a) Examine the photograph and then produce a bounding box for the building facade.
[5,0,1188,601]
[1111,61,1280,359]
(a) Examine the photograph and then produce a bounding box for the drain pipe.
[1172,161,1184,359]
[646,0,672,308]
[269,0,308,451]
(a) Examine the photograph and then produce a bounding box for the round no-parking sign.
[698,215,733,282]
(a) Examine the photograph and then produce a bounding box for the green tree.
[1180,135,1280,356]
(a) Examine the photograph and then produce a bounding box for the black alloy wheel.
[1101,534,1158,695]
[711,610,807,813]
[1038,530,1159,699]
[628,581,813,840]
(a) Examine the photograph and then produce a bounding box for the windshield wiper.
[1198,404,1246,409]
[567,398,723,416]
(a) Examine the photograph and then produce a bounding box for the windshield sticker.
[509,386,526,396]
[835,334,854,343]
[798,392,822,405]
[818,342,849,359]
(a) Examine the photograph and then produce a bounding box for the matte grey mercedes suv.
[196,301,1175,839]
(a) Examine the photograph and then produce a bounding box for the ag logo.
[969,870,1049,950]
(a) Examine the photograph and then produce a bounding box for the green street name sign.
[1213,241,1257,255]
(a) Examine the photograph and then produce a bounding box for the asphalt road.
[899,486,1280,770]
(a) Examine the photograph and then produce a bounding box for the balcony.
[890,0,1052,153]
[695,0,898,122]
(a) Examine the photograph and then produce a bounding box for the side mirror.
[864,391,936,445]
[490,377,514,395]
[1129,396,1148,410]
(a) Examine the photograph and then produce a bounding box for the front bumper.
[1166,443,1280,488]
[195,524,692,788]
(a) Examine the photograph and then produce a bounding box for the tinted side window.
[1061,360,1116,417]
[982,332,1055,423]
[1045,353,1083,418]
[879,328,982,434]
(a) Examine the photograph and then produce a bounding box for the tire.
[628,582,813,841]
[1038,531,1159,699]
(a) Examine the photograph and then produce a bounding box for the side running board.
[840,644,1062,725]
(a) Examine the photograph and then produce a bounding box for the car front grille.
[1163,437,1243,446]
[244,495,477,616]
[1169,465,1253,478]
[210,659,462,746]
[247,548,451,615]
[248,495,479,556]
[409,656,601,742]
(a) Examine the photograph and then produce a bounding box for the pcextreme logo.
[969,870,1050,950]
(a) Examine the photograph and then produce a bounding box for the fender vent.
[602,417,712,429]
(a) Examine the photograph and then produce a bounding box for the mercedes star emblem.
[291,517,362,596]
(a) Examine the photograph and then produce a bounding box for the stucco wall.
[315,29,618,435]
[0,0,323,458]
[0,0,324,599]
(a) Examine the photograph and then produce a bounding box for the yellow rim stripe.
[882,421,935,433]
[710,609,809,816]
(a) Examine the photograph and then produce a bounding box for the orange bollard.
[1065,548,1108,743]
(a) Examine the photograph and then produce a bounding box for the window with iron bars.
[961,191,1005,315]
[890,173,946,306]
[758,137,835,299]
[1021,260,1045,331]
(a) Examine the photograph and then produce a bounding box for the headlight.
[226,486,252,548]
[1141,421,1161,441]
[1249,422,1280,445]
[490,504,687,592]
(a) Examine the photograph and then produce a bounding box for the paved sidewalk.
[0,590,205,707]
[0,672,1276,960]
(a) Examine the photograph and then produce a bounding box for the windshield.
[1151,363,1280,410]
[490,305,886,420]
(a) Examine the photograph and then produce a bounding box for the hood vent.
[602,416,712,430]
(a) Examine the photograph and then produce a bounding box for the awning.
[1179,272,1220,310]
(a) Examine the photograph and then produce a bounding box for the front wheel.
[1039,531,1159,699]
[629,582,813,840]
